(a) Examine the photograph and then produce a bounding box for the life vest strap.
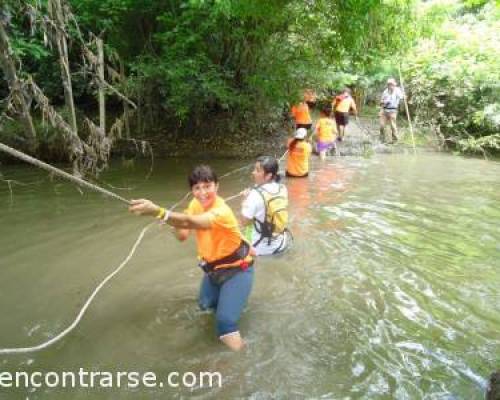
[199,241,253,273]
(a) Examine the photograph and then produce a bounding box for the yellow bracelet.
[156,207,166,220]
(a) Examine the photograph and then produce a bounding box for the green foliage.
[403,1,500,153]
[2,0,419,154]
[68,0,418,131]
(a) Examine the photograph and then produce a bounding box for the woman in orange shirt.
[286,128,312,178]
[129,165,254,351]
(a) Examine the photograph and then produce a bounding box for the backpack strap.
[252,186,272,247]
[251,184,285,247]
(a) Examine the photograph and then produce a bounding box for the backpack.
[253,185,288,244]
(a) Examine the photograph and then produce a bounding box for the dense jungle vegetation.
[0,0,499,170]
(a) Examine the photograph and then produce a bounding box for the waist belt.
[198,241,253,273]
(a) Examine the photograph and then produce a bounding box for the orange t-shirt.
[286,139,312,177]
[291,102,312,125]
[334,95,357,113]
[185,196,242,263]
[315,117,336,143]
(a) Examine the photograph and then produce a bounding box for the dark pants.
[296,123,312,130]
[198,267,254,337]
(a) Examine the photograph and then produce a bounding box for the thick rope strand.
[0,147,287,354]
[0,142,130,205]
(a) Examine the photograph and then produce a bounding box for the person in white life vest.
[240,156,291,256]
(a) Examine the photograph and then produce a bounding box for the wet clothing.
[185,196,254,337]
[286,138,312,177]
[241,182,290,256]
[199,266,254,337]
[316,140,336,153]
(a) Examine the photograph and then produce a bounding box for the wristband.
[158,209,171,225]
[156,207,166,220]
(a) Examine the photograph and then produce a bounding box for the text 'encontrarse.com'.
[0,369,222,389]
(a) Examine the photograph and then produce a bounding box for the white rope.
[0,142,131,205]
[223,149,288,202]
[224,192,245,202]
[0,149,288,354]
[0,222,153,355]
[278,150,289,163]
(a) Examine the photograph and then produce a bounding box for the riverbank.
[0,107,441,167]
[0,111,294,165]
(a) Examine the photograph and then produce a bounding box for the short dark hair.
[256,156,280,183]
[188,165,218,188]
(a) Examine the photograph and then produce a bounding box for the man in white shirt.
[241,156,291,256]
[379,78,404,143]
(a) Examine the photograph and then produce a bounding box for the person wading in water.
[291,93,313,131]
[333,87,357,142]
[240,156,291,256]
[314,106,337,160]
[129,165,254,351]
[286,128,312,178]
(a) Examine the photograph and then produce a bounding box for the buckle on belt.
[198,260,211,273]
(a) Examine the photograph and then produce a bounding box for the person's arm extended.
[129,199,213,232]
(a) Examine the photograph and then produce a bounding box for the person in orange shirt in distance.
[286,128,312,178]
[333,87,358,141]
[291,93,313,131]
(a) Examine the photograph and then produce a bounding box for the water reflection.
[0,154,499,399]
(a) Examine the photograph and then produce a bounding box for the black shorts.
[286,171,309,178]
[334,112,349,126]
[296,123,312,130]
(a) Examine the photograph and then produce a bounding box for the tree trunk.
[97,38,106,137]
[48,0,81,173]
[120,60,130,138]
[48,0,78,137]
[0,22,37,148]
